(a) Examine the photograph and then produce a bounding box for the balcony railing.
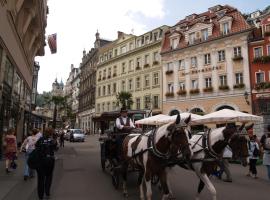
[203,87,213,92]
[254,82,270,90]
[177,90,187,96]
[190,88,200,95]
[253,56,270,64]
[232,55,243,61]
[165,70,173,75]
[165,92,174,97]
[233,83,245,89]
[219,85,230,91]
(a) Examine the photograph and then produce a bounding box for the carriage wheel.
[111,169,120,189]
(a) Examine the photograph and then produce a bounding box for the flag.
[48,33,57,54]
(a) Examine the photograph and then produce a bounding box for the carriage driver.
[116,107,135,133]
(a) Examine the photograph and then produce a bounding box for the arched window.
[190,108,204,115]
[169,109,180,116]
[216,105,234,111]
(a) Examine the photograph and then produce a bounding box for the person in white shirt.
[116,108,135,133]
[20,129,39,180]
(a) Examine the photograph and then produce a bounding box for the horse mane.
[155,123,173,143]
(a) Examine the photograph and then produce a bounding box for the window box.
[203,87,213,92]
[113,73,117,77]
[144,63,150,68]
[190,89,200,94]
[264,31,270,37]
[177,90,187,96]
[254,82,270,90]
[233,83,245,89]
[107,75,111,79]
[232,55,243,61]
[153,60,159,65]
[136,66,141,70]
[165,92,174,97]
[98,78,101,81]
[219,85,230,91]
[253,56,270,64]
[102,77,106,80]
[165,70,173,75]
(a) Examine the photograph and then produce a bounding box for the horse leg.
[195,179,205,200]
[138,169,145,200]
[145,170,152,200]
[122,163,128,197]
[165,168,173,196]
[159,170,172,200]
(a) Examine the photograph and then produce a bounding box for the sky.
[35,0,270,93]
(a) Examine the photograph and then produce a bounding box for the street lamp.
[244,91,250,105]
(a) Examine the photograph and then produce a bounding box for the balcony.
[253,56,270,64]
[177,89,187,96]
[232,55,243,61]
[165,70,173,75]
[254,82,270,91]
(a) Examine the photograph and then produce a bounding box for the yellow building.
[161,5,252,115]
[96,26,168,116]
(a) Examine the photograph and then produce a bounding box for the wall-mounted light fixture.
[244,91,250,105]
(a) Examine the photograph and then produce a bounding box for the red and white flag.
[48,33,57,54]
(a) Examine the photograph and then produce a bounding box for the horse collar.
[203,129,222,159]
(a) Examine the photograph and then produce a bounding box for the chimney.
[118,31,124,39]
[71,64,74,71]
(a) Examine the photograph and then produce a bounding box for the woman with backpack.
[260,125,270,180]
[35,128,57,200]
[247,135,260,179]
[20,129,39,180]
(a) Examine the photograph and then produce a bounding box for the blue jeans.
[24,151,34,177]
[266,165,270,180]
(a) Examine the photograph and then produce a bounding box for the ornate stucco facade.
[95,26,169,116]
[161,5,252,115]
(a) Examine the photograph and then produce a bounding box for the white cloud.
[36,0,166,93]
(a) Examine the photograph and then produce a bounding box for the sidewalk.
[0,153,37,200]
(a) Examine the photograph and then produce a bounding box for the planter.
[253,56,270,64]
[136,67,141,70]
[144,63,150,68]
[233,83,245,89]
[203,87,213,92]
[153,61,159,65]
[102,77,106,80]
[219,85,230,91]
[165,92,174,97]
[113,73,117,77]
[98,78,101,81]
[190,89,200,95]
[264,31,270,37]
[232,56,243,61]
[254,82,270,90]
[165,70,173,75]
[107,75,111,79]
[177,90,187,96]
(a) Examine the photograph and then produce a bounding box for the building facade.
[248,13,270,130]
[78,32,111,133]
[95,26,168,117]
[0,0,48,152]
[161,5,252,115]
[31,61,40,109]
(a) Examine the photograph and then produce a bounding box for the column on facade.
[173,59,179,99]
[242,39,251,91]
[211,48,218,92]
[162,63,167,102]
[185,56,191,95]
[197,53,204,93]
[225,43,234,91]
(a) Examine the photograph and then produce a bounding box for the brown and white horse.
[182,124,250,200]
[122,114,192,200]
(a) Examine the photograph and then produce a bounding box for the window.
[129,60,134,71]
[153,73,159,85]
[219,75,227,86]
[128,79,133,91]
[153,32,158,41]
[129,42,134,50]
[256,72,265,83]
[265,24,270,32]
[167,62,173,71]
[136,57,141,68]
[168,83,174,92]
[178,60,185,70]
[103,69,106,79]
[201,29,208,41]
[153,52,159,61]
[112,102,116,111]
[121,80,126,91]
[107,102,110,111]
[145,54,149,64]
[97,104,100,113]
[136,77,141,89]
[254,47,263,58]
[122,62,126,73]
[222,22,229,35]
[108,68,111,77]
[145,36,150,44]
[114,49,118,56]
[179,82,185,90]
[235,73,243,85]
[191,80,198,89]
[205,77,212,88]
[189,32,195,44]
[136,39,141,47]
[144,75,150,87]
[121,46,126,54]
[234,47,241,57]
[107,84,111,95]
[98,87,101,96]
[191,57,197,67]
[144,95,151,109]
[113,66,117,75]
[136,98,141,110]
[98,71,102,80]
[102,103,105,112]
[103,86,106,96]
[268,45,270,55]
[113,83,117,93]
[218,50,225,62]
[204,53,211,65]
[153,95,159,109]
[4,58,14,86]
[172,38,178,49]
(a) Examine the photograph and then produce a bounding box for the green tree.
[116,91,133,109]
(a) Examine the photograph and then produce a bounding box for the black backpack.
[27,149,41,169]
[253,146,260,157]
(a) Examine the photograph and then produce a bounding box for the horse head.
[228,124,252,167]
[166,114,192,160]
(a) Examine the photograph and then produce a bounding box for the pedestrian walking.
[260,125,270,180]
[3,128,17,173]
[59,130,65,148]
[247,135,260,179]
[35,128,57,200]
[20,129,39,180]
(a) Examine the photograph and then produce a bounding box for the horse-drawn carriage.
[96,109,263,200]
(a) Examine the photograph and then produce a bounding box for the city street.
[31,135,269,200]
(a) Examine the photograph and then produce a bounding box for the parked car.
[64,129,71,141]
[69,129,85,142]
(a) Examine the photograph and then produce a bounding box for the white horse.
[122,114,193,200]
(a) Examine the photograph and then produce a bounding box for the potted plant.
[136,66,141,70]
[177,90,187,96]
[190,88,200,94]
[165,92,174,97]
[203,87,213,92]
[107,75,111,79]
[153,60,159,65]
[165,70,173,75]
[233,83,245,89]
[219,85,229,91]
[144,63,150,68]
[232,55,243,61]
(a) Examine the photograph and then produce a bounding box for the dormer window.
[219,16,232,36]
[153,32,158,41]
[201,29,208,41]
[120,46,126,54]
[189,32,195,44]
[222,22,229,35]
[145,36,150,44]
[136,39,141,47]
[172,38,178,49]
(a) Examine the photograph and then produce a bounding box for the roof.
[93,110,146,122]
